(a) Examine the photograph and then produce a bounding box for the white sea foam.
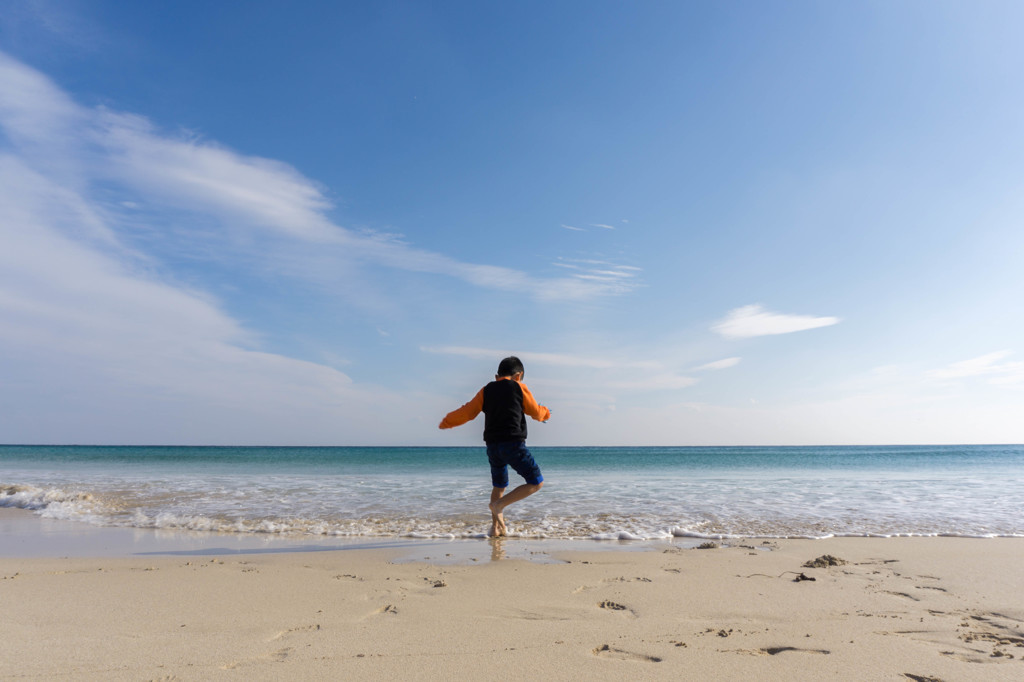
[5,480,1022,542]
[1,484,105,518]
[593,531,651,541]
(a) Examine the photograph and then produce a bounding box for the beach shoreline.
[6,444,1022,540]
[3,514,1022,680]
[0,507,678,563]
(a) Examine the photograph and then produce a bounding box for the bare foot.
[488,515,507,537]
[489,502,506,537]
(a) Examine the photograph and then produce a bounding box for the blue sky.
[1,1,1022,445]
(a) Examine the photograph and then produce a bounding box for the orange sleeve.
[518,382,551,422]
[439,388,485,429]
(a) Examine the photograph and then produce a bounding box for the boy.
[439,356,551,537]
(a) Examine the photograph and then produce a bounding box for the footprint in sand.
[757,646,830,656]
[881,590,921,602]
[891,608,1024,662]
[505,606,590,621]
[263,647,292,663]
[598,600,639,618]
[592,644,662,662]
[958,612,1024,660]
[268,624,320,641]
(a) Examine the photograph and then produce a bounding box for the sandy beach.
[2,529,1022,681]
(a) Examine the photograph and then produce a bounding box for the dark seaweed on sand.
[803,555,847,568]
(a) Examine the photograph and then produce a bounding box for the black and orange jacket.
[439,378,550,443]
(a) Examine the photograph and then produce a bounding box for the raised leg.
[488,482,543,535]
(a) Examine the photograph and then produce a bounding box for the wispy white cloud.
[97,110,342,243]
[590,223,615,230]
[0,51,638,302]
[693,357,741,371]
[549,257,641,293]
[561,223,585,231]
[713,304,840,339]
[927,350,1024,385]
[0,154,422,444]
[552,259,639,271]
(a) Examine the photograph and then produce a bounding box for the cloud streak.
[713,305,840,339]
[0,51,638,302]
[0,153,416,444]
[693,357,741,371]
[927,350,1024,385]
[549,258,641,294]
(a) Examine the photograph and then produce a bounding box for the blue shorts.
[486,441,544,488]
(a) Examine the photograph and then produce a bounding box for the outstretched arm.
[439,388,485,429]
[518,382,551,422]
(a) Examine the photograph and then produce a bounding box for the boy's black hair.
[497,356,525,377]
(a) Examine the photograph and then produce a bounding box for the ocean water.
[2,445,1022,541]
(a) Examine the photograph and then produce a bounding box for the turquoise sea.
[2,445,1022,541]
